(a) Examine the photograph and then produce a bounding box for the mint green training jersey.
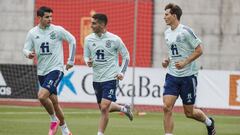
[84,32,130,82]
[23,24,76,75]
[164,24,202,77]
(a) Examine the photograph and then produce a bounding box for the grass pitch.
[0,105,239,135]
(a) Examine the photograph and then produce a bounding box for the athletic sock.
[165,133,173,135]
[97,131,104,135]
[61,123,70,133]
[205,117,212,126]
[50,114,58,122]
[120,106,127,113]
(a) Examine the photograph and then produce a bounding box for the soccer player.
[23,6,75,135]
[84,13,133,135]
[162,3,216,135]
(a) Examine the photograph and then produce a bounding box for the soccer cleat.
[206,117,216,135]
[61,125,72,135]
[124,104,133,121]
[49,121,60,135]
[61,130,72,135]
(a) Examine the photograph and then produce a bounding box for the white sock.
[97,131,104,135]
[61,123,70,133]
[165,133,173,135]
[50,114,58,122]
[205,117,212,126]
[120,106,127,113]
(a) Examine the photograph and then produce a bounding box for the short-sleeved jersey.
[84,32,130,82]
[164,24,202,77]
[23,24,76,76]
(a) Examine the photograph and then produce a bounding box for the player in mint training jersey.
[23,6,75,135]
[84,13,133,135]
[162,3,216,135]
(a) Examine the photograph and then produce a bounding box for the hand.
[175,60,187,69]
[115,73,124,80]
[87,58,93,67]
[162,58,169,68]
[66,64,73,70]
[28,52,35,59]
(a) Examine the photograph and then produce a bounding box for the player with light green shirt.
[23,23,76,76]
[84,13,133,135]
[164,23,202,77]
[23,6,75,135]
[161,3,216,135]
[84,31,129,82]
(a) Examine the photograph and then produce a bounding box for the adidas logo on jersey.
[0,71,12,96]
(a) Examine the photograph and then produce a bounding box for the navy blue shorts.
[93,80,118,103]
[38,70,64,95]
[163,73,198,105]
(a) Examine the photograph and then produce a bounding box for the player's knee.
[38,94,47,102]
[184,111,194,118]
[101,106,108,113]
[163,104,173,113]
[37,89,49,102]
[100,105,109,113]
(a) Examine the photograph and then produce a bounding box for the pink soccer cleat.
[48,121,60,135]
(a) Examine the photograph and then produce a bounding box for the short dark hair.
[165,3,182,20]
[37,6,53,17]
[92,13,108,25]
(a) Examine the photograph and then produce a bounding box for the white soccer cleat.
[124,104,133,121]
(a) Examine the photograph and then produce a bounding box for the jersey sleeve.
[23,31,34,57]
[116,37,130,74]
[183,27,202,48]
[83,37,90,65]
[59,26,76,65]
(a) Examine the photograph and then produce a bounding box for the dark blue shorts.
[38,70,64,95]
[163,73,198,105]
[93,80,118,103]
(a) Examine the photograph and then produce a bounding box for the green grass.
[0,105,239,135]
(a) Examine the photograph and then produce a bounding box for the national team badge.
[49,31,56,40]
[106,40,112,48]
